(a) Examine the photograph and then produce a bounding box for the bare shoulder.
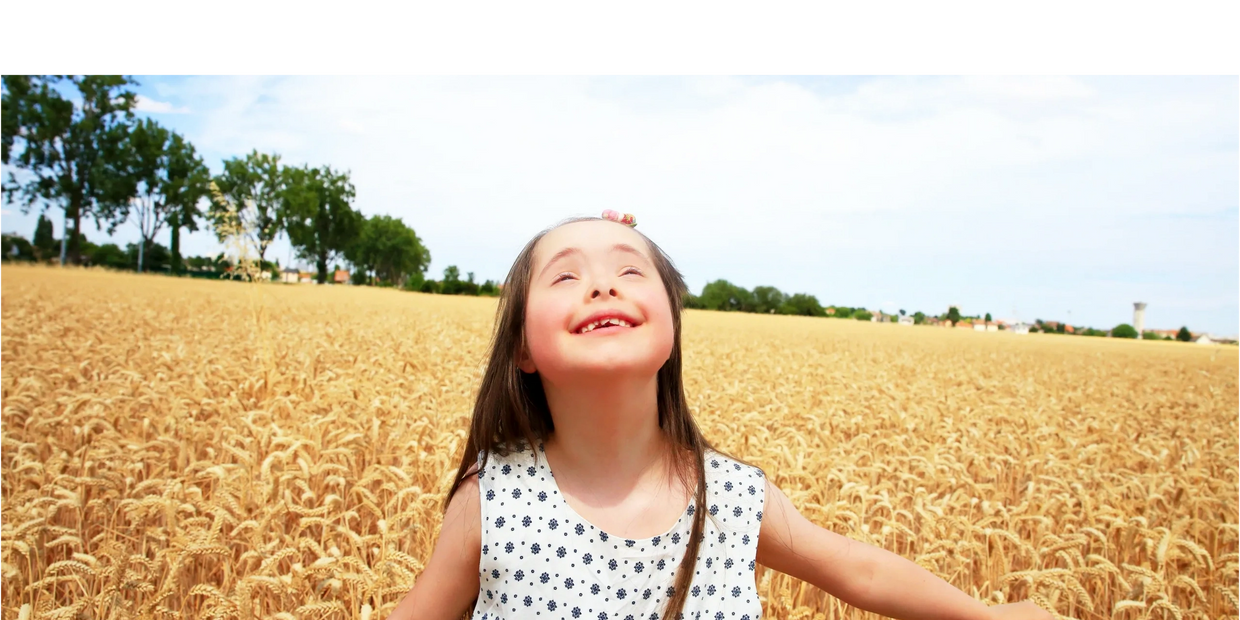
[444,466,482,535]
[757,477,802,552]
[756,476,857,589]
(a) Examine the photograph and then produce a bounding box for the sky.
[2,76,1237,336]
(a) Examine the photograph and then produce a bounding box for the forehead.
[532,220,652,266]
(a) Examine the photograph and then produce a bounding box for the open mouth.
[574,316,639,334]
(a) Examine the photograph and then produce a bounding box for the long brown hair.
[444,216,761,620]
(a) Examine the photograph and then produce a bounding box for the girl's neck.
[541,373,672,490]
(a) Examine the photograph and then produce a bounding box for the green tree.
[121,121,211,274]
[1176,326,1193,342]
[32,214,55,260]
[163,134,210,275]
[1112,323,1138,339]
[751,286,786,314]
[126,240,170,272]
[984,312,992,323]
[854,309,874,321]
[345,215,431,286]
[90,242,129,269]
[2,234,35,261]
[281,165,363,284]
[210,150,285,266]
[778,293,825,317]
[441,265,462,294]
[913,311,926,325]
[2,75,139,264]
[946,306,961,327]
[699,279,752,312]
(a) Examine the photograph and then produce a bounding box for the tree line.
[681,279,1204,342]
[1,75,441,287]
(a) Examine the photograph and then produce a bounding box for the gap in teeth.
[579,318,630,333]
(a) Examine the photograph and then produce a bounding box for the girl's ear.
[516,342,537,374]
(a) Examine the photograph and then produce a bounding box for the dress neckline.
[534,440,700,544]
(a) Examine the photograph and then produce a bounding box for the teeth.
[578,317,632,333]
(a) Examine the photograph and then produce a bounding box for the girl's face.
[519,220,675,382]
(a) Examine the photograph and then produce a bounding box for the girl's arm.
[385,472,481,620]
[756,479,1051,620]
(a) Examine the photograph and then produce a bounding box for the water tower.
[1133,302,1147,339]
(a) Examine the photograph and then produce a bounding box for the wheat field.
[2,265,1236,620]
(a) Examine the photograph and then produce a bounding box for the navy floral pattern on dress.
[472,441,766,619]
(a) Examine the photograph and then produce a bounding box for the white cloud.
[135,95,190,114]
[22,76,1232,335]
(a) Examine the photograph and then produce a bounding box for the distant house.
[898,315,914,326]
[298,271,315,284]
[826,307,836,316]
[1196,334,1214,345]
[1064,325,1075,334]
[333,269,349,284]
[986,324,999,332]
[1011,323,1031,335]
[956,321,974,330]
[973,323,987,332]
[281,267,299,284]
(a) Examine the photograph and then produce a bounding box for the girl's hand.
[987,601,1054,620]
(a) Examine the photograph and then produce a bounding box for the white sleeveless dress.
[471,441,766,620]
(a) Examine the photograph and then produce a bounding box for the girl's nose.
[591,287,618,299]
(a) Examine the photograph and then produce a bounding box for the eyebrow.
[537,243,651,279]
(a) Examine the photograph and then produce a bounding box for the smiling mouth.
[575,317,636,334]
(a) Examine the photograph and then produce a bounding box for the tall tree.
[2,75,139,264]
[346,215,431,286]
[123,121,212,273]
[123,118,171,272]
[281,165,362,284]
[1176,326,1193,342]
[209,150,284,266]
[164,134,211,275]
[32,214,55,260]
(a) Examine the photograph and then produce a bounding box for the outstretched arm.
[385,472,481,620]
[755,478,1050,620]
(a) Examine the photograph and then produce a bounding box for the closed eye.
[622,267,642,276]
[552,272,576,284]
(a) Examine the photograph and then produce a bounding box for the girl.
[389,213,1052,620]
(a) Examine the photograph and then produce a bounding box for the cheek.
[641,294,677,359]
[523,296,570,361]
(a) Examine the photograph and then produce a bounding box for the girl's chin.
[539,358,667,381]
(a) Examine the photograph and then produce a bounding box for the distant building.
[1011,323,1031,335]
[986,324,999,332]
[973,323,987,332]
[281,267,299,284]
[898,315,914,326]
[333,269,349,284]
[298,271,315,283]
[1196,334,1214,345]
